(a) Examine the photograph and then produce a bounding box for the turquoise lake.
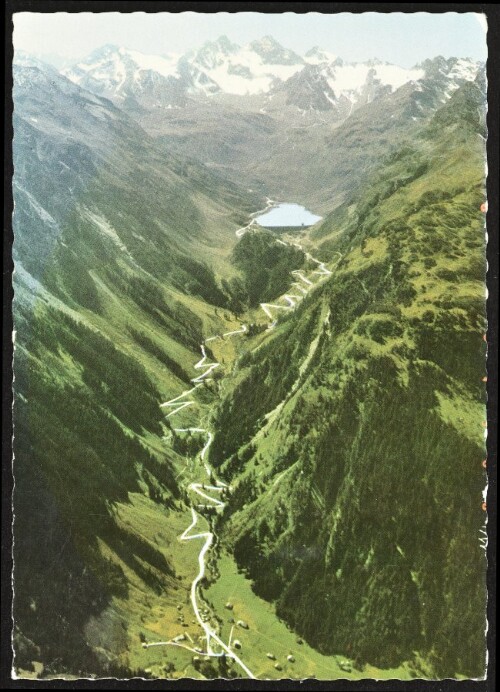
[255,203,322,228]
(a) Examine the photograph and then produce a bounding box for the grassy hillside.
[12,65,259,677]
[210,80,487,678]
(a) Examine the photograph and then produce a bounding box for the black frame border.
[3,3,498,690]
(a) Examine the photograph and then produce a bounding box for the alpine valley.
[12,35,487,681]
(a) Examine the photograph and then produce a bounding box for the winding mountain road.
[160,384,202,417]
[159,325,258,676]
[179,507,255,678]
[235,197,276,238]
[258,241,337,326]
[154,221,338,678]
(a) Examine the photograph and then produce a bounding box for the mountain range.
[17,40,482,212]
[59,36,479,113]
[11,39,487,681]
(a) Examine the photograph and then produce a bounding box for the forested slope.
[211,80,487,678]
[12,63,259,676]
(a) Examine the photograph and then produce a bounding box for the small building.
[339,660,352,672]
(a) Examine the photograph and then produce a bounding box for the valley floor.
[132,227,427,681]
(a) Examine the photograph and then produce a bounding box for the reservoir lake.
[255,203,322,228]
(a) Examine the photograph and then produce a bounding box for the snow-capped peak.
[446,57,480,83]
[299,61,426,101]
[65,45,179,82]
[189,35,240,71]
[62,45,182,104]
[121,47,180,78]
[185,35,304,96]
[304,46,340,66]
[248,35,303,65]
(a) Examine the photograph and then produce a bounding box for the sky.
[13,11,487,68]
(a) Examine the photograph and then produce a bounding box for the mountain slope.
[12,63,260,677]
[210,80,487,678]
